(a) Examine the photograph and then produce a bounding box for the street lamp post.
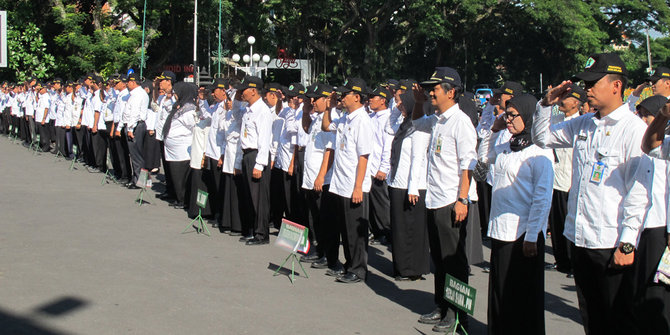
[231,36,271,77]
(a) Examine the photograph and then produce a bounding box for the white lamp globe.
[231,54,240,62]
[262,55,271,63]
[243,55,250,63]
[247,36,256,45]
[252,53,260,62]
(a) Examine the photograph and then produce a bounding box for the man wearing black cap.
[235,75,273,245]
[90,76,110,172]
[155,71,178,200]
[110,75,132,184]
[533,52,648,334]
[649,66,670,99]
[367,86,394,246]
[547,84,587,277]
[285,83,311,236]
[321,77,373,283]
[411,67,477,332]
[122,73,150,187]
[35,82,52,152]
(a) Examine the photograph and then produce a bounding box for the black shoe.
[86,166,102,173]
[566,272,574,279]
[172,202,185,209]
[300,253,320,263]
[228,231,242,236]
[336,272,362,283]
[418,308,443,324]
[245,237,269,245]
[127,184,141,190]
[432,316,457,333]
[545,263,558,270]
[482,266,490,273]
[310,257,328,269]
[370,235,389,245]
[116,178,130,185]
[238,235,254,242]
[325,265,345,277]
[395,276,412,281]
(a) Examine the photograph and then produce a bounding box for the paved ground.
[0,136,583,334]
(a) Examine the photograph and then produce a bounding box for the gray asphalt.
[0,137,583,334]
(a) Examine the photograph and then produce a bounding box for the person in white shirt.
[186,84,213,218]
[533,53,648,335]
[35,82,51,152]
[200,78,230,228]
[110,76,132,184]
[163,82,199,209]
[80,74,98,166]
[123,73,150,188]
[366,86,393,246]
[90,77,109,172]
[633,95,670,334]
[62,81,77,159]
[300,83,341,272]
[387,88,430,281]
[480,94,554,334]
[235,76,273,245]
[321,77,374,284]
[547,84,587,277]
[155,71,178,202]
[142,80,161,172]
[412,67,477,333]
[220,83,246,235]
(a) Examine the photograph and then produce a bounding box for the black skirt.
[389,187,429,277]
[221,172,244,233]
[188,168,213,218]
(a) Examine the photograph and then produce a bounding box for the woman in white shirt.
[479,94,553,335]
[220,93,246,235]
[387,89,430,281]
[163,82,198,209]
[142,81,161,172]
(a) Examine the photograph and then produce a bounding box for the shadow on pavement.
[0,296,89,334]
[545,291,582,323]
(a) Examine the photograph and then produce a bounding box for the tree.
[2,23,56,82]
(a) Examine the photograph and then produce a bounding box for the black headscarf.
[163,82,198,139]
[389,90,416,181]
[637,95,668,117]
[507,93,537,152]
[459,91,479,128]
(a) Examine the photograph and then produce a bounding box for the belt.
[242,148,258,154]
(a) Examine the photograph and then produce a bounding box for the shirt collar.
[594,103,628,123]
[438,103,460,120]
[372,108,390,117]
[347,106,367,121]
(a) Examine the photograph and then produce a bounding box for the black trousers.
[476,181,492,236]
[291,149,310,238]
[389,187,429,277]
[465,202,484,265]
[55,126,66,156]
[92,124,111,171]
[369,177,391,241]
[221,172,244,233]
[633,227,670,335]
[306,185,338,260]
[204,157,223,222]
[64,128,73,157]
[188,168,212,218]
[241,149,271,239]
[82,127,96,166]
[159,141,175,198]
[488,235,545,335]
[167,160,190,205]
[38,121,51,151]
[143,132,161,170]
[0,108,9,134]
[127,122,146,184]
[332,193,369,279]
[572,244,635,335]
[73,127,84,159]
[270,167,293,229]
[549,189,572,273]
[112,131,132,180]
[427,203,470,328]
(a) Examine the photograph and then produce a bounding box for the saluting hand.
[542,80,572,106]
[412,84,426,104]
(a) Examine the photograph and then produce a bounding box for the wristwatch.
[619,242,634,255]
[457,197,469,205]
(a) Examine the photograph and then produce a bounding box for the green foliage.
[5,23,55,81]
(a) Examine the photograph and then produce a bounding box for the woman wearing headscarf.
[479,93,553,334]
[387,89,430,281]
[163,82,198,209]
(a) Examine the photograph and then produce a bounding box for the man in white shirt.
[412,67,477,333]
[548,84,587,277]
[90,76,109,172]
[155,71,178,201]
[110,76,132,184]
[367,86,394,246]
[123,73,150,188]
[35,82,51,152]
[533,53,648,334]
[321,78,374,284]
[235,75,273,245]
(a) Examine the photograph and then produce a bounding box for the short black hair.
[606,74,627,98]
[440,82,463,102]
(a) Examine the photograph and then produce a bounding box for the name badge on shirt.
[435,135,442,154]
[590,161,606,184]
[244,126,248,138]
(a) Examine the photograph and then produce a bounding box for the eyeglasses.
[503,112,521,120]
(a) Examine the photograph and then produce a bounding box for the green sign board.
[444,274,476,315]
[136,168,149,188]
[275,219,310,254]
[196,189,208,208]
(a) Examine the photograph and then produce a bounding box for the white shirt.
[155,95,176,141]
[190,118,210,169]
[328,106,374,198]
[552,109,579,192]
[35,93,50,123]
[225,101,246,173]
[270,111,283,164]
[204,101,226,160]
[239,98,273,171]
[413,104,478,209]
[384,105,404,135]
[274,106,297,172]
[47,91,59,121]
[630,155,670,234]
[123,86,149,132]
[113,89,129,129]
[102,89,116,122]
[24,90,35,117]
[302,112,336,190]
[532,103,648,248]
[368,108,393,176]
[475,103,496,139]
[164,103,197,161]
[387,130,430,195]
[480,131,554,242]
[80,89,94,127]
[91,90,106,130]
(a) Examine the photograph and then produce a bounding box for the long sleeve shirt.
[387,131,430,195]
[532,102,648,248]
[238,99,273,171]
[368,108,393,176]
[123,86,149,132]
